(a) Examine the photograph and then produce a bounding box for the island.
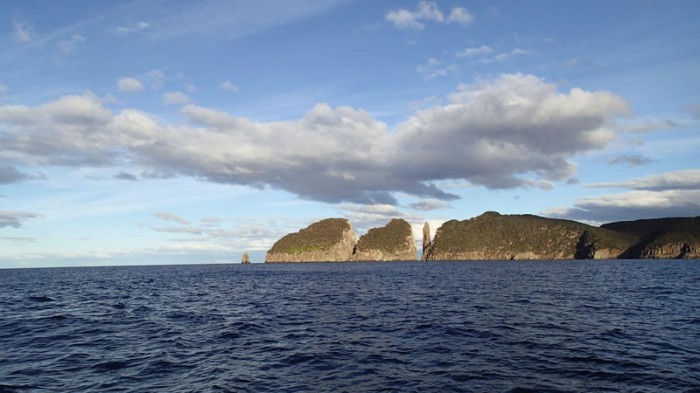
[264,213,700,262]
[265,218,357,263]
[352,218,417,261]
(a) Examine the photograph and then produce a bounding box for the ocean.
[1,260,699,392]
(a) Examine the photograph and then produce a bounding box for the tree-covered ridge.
[602,217,700,245]
[428,212,635,258]
[268,218,351,255]
[354,219,413,254]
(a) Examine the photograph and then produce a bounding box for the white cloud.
[456,45,494,58]
[57,34,85,54]
[113,21,150,35]
[386,2,474,30]
[118,77,145,93]
[162,91,191,105]
[490,48,534,62]
[589,169,700,191]
[0,211,42,228]
[12,19,34,43]
[416,58,458,79]
[386,1,444,30]
[546,169,700,222]
[220,80,239,92]
[457,45,533,63]
[0,83,7,95]
[447,7,473,25]
[0,74,630,205]
[545,189,700,223]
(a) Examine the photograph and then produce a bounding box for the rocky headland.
[601,217,700,259]
[265,218,357,263]
[422,212,635,261]
[264,213,700,262]
[352,219,417,261]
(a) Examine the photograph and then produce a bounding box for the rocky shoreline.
[265,212,700,262]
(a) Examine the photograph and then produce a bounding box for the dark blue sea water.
[1,260,699,392]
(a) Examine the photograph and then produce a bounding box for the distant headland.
[264,212,700,262]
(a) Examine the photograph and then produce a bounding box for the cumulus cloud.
[162,91,191,105]
[0,74,630,205]
[12,19,34,43]
[386,1,443,30]
[386,1,470,30]
[220,81,239,92]
[395,73,629,189]
[118,77,145,93]
[0,211,42,228]
[447,7,473,25]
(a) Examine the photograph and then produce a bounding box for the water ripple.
[1,260,699,392]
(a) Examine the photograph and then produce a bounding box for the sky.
[1,0,699,268]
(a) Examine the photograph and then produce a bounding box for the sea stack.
[265,218,357,263]
[241,252,250,264]
[422,222,431,253]
[351,219,417,261]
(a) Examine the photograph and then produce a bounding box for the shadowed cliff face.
[352,219,417,261]
[602,217,700,259]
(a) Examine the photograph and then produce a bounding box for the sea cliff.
[352,219,417,261]
[422,212,634,261]
[265,218,357,263]
[602,217,700,259]
[264,213,700,262]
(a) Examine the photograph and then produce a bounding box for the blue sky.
[1,0,699,267]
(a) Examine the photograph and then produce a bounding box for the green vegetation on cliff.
[602,217,700,258]
[426,212,635,259]
[355,219,413,254]
[602,217,700,245]
[268,218,351,254]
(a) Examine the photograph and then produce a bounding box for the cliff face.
[352,219,417,261]
[602,217,700,259]
[265,218,357,263]
[423,212,635,261]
